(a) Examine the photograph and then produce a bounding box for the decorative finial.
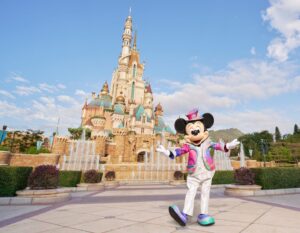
[129,7,132,16]
[133,31,137,50]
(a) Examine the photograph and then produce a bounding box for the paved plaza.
[0,184,300,233]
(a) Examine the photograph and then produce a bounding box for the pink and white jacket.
[169,139,228,174]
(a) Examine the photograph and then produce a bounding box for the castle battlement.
[112,128,128,136]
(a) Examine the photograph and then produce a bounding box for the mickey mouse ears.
[174,109,214,134]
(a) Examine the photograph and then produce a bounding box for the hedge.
[58,170,82,187]
[80,171,103,183]
[251,167,300,190]
[0,166,33,196]
[184,170,234,184]
[212,170,234,184]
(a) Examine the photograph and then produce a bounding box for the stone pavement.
[0,184,300,233]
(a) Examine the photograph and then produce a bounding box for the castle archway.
[136,149,150,163]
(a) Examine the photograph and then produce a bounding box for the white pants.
[183,171,214,216]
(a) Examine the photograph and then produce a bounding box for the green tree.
[68,127,91,140]
[238,130,273,161]
[294,124,299,135]
[275,126,281,141]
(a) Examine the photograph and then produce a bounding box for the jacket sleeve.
[209,142,229,152]
[169,144,190,159]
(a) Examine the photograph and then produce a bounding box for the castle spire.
[133,31,137,50]
[121,12,132,59]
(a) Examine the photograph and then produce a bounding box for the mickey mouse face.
[185,121,207,145]
[174,113,214,146]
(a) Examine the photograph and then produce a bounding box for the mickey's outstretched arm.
[156,144,190,159]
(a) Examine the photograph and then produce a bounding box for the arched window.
[137,152,145,163]
[133,64,137,78]
[131,82,135,100]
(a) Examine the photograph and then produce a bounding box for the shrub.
[28,165,59,189]
[212,170,234,184]
[174,171,184,180]
[183,172,188,181]
[83,169,101,183]
[59,170,82,187]
[234,167,255,185]
[251,167,300,189]
[105,171,115,181]
[0,166,33,196]
[25,146,51,154]
[0,145,9,151]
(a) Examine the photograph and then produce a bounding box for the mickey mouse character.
[157,109,239,226]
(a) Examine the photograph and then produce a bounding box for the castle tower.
[111,13,133,104]
[121,14,133,63]
[144,83,153,117]
[126,31,145,107]
[112,94,126,128]
[111,13,146,110]
[154,103,163,126]
[95,134,108,156]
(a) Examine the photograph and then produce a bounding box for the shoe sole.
[169,206,186,226]
[198,221,215,226]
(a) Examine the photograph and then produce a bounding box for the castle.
[81,13,174,138]
[52,13,180,180]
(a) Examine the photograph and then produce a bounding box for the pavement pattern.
[0,184,300,233]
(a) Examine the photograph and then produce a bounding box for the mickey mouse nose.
[191,130,200,136]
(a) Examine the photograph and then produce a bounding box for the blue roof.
[88,94,112,108]
[134,105,152,122]
[135,105,145,120]
[154,116,175,134]
[114,104,124,114]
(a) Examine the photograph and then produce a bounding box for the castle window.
[137,151,145,163]
[131,82,135,100]
[133,64,137,78]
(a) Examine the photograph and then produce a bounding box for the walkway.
[0,184,300,233]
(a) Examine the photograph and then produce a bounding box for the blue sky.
[0,0,299,136]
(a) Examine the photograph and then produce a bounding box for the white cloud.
[0,100,29,118]
[250,46,256,55]
[39,83,58,93]
[0,96,81,135]
[57,84,66,89]
[11,76,29,83]
[163,109,294,135]
[75,89,89,98]
[263,0,300,62]
[57,95,79,105]
[155,59,300,116]
[14,85,41,96]
[0,90,15,99]
[214,109,292,134]
[7,73,29,83]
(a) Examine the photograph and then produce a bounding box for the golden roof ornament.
[116,91,125,104]
[101,81,109,95]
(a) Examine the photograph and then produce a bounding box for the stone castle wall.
[8,153,60,167]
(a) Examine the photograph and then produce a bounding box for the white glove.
[156,145,170,157]
[226,139,240,150]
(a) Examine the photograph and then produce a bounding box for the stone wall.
[9,153,60,167]
[95,136,107,155]
[52,136,68,155]
[0,151,11,165]
[231,160,276,169]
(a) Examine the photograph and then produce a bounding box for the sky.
[0,0,300,136]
